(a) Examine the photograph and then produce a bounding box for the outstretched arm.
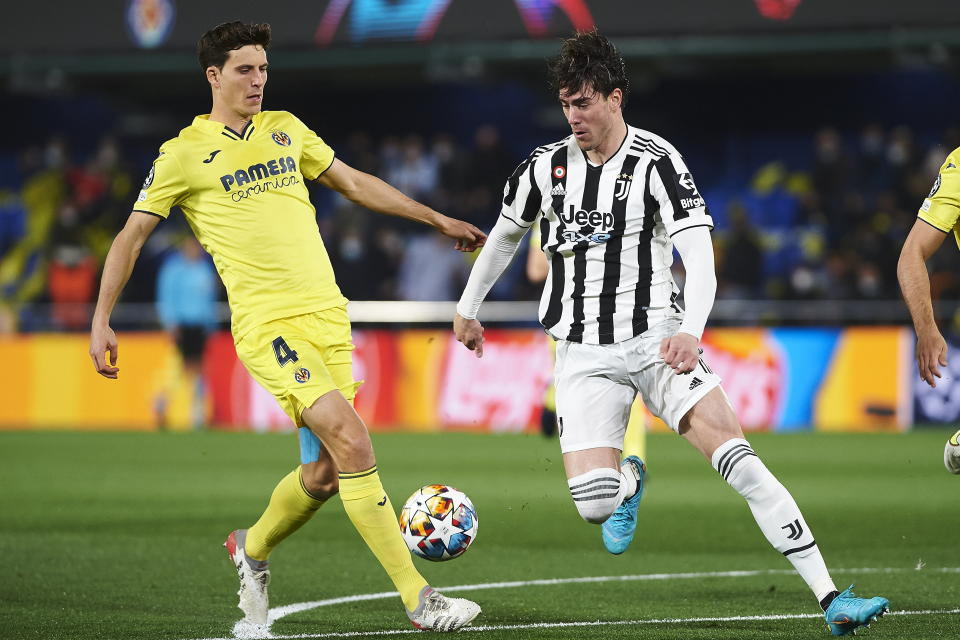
[898,220,949,387]
[89,211,161,378]
[454,215,530,357]
[317,158,486,251]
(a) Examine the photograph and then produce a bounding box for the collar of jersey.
[580,126,631,169]
[192,113,261,141]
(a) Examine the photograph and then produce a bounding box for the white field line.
[188,566,960,640]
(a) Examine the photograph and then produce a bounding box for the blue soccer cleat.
[824,585,890,636]
[601,456,646,555]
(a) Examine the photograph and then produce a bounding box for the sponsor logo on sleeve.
[920,199,932,212]
[674,172,705,210]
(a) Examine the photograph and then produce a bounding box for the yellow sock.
[339,466,428,611]
[245,467,326,562]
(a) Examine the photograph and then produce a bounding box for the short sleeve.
[133,147,188,219]
[500,156,542,228]
[298,122,336,181]
[918,152,960,234]
[649,151,713,237]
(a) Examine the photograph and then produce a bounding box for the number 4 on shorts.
[272,336,299,367]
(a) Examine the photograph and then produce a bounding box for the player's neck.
[208,104,254,134]
[585,118,628,166]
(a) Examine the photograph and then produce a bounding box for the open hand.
[437,216,487,252]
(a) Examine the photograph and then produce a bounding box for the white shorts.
[554,320,722,454]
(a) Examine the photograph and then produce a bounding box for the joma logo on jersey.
[220,156,297,192]
[559,205,614,229]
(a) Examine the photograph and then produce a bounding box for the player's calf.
[567,465,637,524]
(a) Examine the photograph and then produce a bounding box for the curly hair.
[197,21,272,71]
[548,29,629,107]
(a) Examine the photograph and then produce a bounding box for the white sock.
[712,438,837,602]
[568,468,624,524]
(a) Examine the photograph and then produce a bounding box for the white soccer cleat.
[407,586,481,632]
[224,529,270,626]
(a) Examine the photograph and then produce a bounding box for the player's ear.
[609,88,622,111]
[206,66,221,89]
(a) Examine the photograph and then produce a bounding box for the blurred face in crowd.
[206,45,267,121]
[559,85,624,155]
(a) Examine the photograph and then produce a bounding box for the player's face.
[208,45,268,118]
[559,86,622,152]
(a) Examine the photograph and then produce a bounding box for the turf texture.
[1,429,958,639]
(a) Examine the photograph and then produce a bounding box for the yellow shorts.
[235,306,360,428]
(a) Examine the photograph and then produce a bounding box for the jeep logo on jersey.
[674,172,705,210]
[220,156,297,191]
[559,205,615,229]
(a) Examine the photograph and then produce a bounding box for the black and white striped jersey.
[502,126,713,345]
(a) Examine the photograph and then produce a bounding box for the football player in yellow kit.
[89,21,484,633]
[898,147,960,386]
[898,146,960,475]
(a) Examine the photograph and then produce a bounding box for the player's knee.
[567,468,621,524]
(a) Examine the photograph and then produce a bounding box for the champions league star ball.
[945,430,960,475]
[399,484,478,561]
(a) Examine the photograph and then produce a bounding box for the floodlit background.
[3,3,960,640]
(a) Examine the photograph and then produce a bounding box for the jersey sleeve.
[133,145,188,219]
[649,151,713,237]
[293,116,336,180]
[500,154,543,228]
[918,151,960,234]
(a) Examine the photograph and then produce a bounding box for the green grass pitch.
[1,429,958,639]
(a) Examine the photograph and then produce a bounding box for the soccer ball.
[399,484,478,561]
[945,430,960,475]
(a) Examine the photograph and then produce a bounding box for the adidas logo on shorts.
[689,377,703,391]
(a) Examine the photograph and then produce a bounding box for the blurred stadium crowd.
[0,120,956,332]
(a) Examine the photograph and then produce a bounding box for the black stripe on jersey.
[503,141,562,207]
[669,223,713,237]
[132,209,165,219]
[630,135,669,158]
[653,155,689,221]
[244,125,256,140]
[541,145,569,332]
[597,153,641,344]
[520,163,543,223]
[499,212,530,230]
[632,162,657,335]
[221,131,240,140]
[566,164,602,343]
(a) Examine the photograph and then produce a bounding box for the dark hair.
[548,29,629,107]
[197,21,272,71]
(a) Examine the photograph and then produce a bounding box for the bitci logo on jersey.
[674,172,705,211]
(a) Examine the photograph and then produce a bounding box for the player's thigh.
[679,387,744,460]
[309,306,362,403]
[235,316,341,429]
[630,328,723,434]
[554,340,636,455]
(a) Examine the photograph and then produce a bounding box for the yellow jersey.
[134,111,347,342]
[918,146,960,250]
